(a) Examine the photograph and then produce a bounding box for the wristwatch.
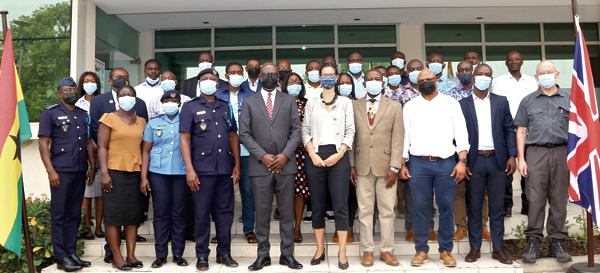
[458,158,467,164]
[390,166,400,174]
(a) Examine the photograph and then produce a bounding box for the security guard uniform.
[179,95,236,259]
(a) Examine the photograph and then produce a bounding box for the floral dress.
[294,99,309,198]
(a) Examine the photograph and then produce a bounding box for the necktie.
[368,99,376,126]
[267,92,273,120]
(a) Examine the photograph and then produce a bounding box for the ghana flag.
[0,27,31,257]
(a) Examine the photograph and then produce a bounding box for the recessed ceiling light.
[302,46,306,50]
[203,21,210,24]
[476,17,483,20]
[354,18,360,21]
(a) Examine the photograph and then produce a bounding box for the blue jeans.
[239,156,255,235]
[409,156,457,253]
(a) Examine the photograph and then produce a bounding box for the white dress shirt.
[352,73,367,99]
[305,83,323,100]
[403,93,470,159]
[366,94,382,114]
[473,93,495,150]
[247,79,259,92]
[111,90,120,110]
[134,82,164,106]
[491,73,538,118]
[318,111,336,145]
[75,96,91,112]
[261,88,276,108]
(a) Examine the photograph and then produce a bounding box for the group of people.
[39,48,572,272]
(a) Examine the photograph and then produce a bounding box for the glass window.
[214,49,273,78]
[155,29,211,49]
[338,47,396,73]
[544,23,599,42]
[485,46,542,61]
[215,27,272,47]
[276,48,335,77]
[485,24,540,42]
[424,24,481,43]
[425,46,483,62]
[545,45,600,88]
[155,51,206,90]
[276,26,334,45]
[338,25,396,44]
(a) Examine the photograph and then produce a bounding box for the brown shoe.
[439,250,456,267]
[464,247,481,262]
[333,230,339,243]
[411,251,429,267]
[492,249,513,265]
[482,229,492,241]
[453,229,467,240]
[379,252,399,266]
[429,229,438,241]
[360,251,374,267]
[406,229,414,241]
[347,227,354,243]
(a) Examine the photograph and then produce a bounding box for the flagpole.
[0,10,35,273]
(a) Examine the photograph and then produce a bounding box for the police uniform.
[179,94,237,259]
[38,98,90,261]
[142,91,188,260]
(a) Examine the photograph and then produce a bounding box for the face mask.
[146,76,159,85]
[279,70,290,81]
[112,77,128,90]
[307,70,320,83]
[63,92,79,105]
[392,58,405,69]
[162,102,179,115]
[247,67,260,78]
[365,81,384,96]
[83,83,97,95]
[538,73,556,88]
[348,63,363,74]
[428,62,443,75]
[287,84,302,96]
[228,75,244,88]
[418,81,436,95]
[198,62,212,71]
[474,76,492,90]
[457,73,473,85]
[200,80,218,95]
[388,75,401,86]
[160,79,176,91]
[382,76,389,87]
[320,76,337,89]
[118,96,136,111]
[261,74,279,91]
[409,71,421,84]
[339,84,353,97]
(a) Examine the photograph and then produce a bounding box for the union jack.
[567,16,600,228]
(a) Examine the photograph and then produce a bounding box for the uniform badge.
[58,116,68,120]
[170,93,177,98]
[60,124,69,132]
[156,130,162,137]
[200,119,207,131]
[197,111,206,115]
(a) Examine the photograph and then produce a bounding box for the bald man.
[147,71,192,119]
[426,53,458,95]
[515,60,571,264]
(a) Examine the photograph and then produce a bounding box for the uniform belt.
[528,143,567,148]
[418,156,443,161]
[477,150,495,156]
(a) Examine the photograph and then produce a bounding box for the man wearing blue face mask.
[305,60,323,99]
[426,53,458,95]
[347,51,368,99]
[399,59,423,106]
[390,51,409,86]
[135,59,165,107]
[147,71,192,119]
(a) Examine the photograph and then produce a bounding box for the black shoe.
[95,232,105,238]
[185,234,195,242]
[303,211,312,221]
[151,258,167,268]
[56,257,82,272]
[196,257,209,271]
[549,238,572,262]
[68,254,91,267]
[310,250,326,265]
[521,206,529,215]
[136,235,147,242]
[112,262,133,271]
[103,252,113,264]
[248,256,271,271]
[173,255,189,266]
[83,233,95,240]
[504,208,512,217]
[279,255,303,269]
[128,260,143,268]
[217,255,239,268]
[326,211,335,220]
[521,237,541,263]
[338,255,349,270]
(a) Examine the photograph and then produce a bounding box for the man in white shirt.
[304,60,323,100]
[134,59,164,107]
[491,51,538,217]
[400,69,469,268]
[347,51,367,99]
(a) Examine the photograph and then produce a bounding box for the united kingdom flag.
[567,16,600,228]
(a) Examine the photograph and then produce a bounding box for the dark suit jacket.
[182,75,228,98]
[239,91,301,177]
[459,93,517,170]
[240,79,261,93]
[89,91,148,143]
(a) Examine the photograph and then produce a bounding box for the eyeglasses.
[538,71,556,76]
[321,73,336,78]
[278,66,290,70]
[417,77,436,84]
[260,73,278,78]
[287,80,303,85]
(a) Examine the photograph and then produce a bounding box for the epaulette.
[45,104,59,110]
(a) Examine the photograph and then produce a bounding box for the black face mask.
[457,73,473,84]
[279,70,290,81]
[261,74,279,91]
[63,92,79,105]
[112,77,129,90]
[247,67,260,78]
[418,81,436,95]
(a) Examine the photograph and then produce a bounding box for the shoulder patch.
[45,104,59,110]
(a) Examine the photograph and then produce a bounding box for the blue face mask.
[382,76,388,87]
[392,58,405,69]
[118,96,136,111]
[388,75,401,86]
[146,76,159,85]
[320,76,337,89]
[162,102,179,115]
[200,80,218,95]
[228,74,244,88]
[307,70,320,83]
[348,63,363,74]
[83,83,97,95]
[160,79,176,91]
[428,62,443,75]
[339,84,353,97]
[409,70,421,84]
[538,73,556,88]
[198,62,212,71]
[287,84,302,96]
[365,81,384,96]
[474,76,492,90]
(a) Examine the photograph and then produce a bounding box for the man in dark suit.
[458,64,516,265]
[238,63,303,271]
[182,52,227,98]
[89,67,148,264]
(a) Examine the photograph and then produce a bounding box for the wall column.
[70,0,96,78]
[398,24,425,61]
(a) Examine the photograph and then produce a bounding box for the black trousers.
[51,171,86,260]
[306,145,350,231]
[348,184,358,227]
